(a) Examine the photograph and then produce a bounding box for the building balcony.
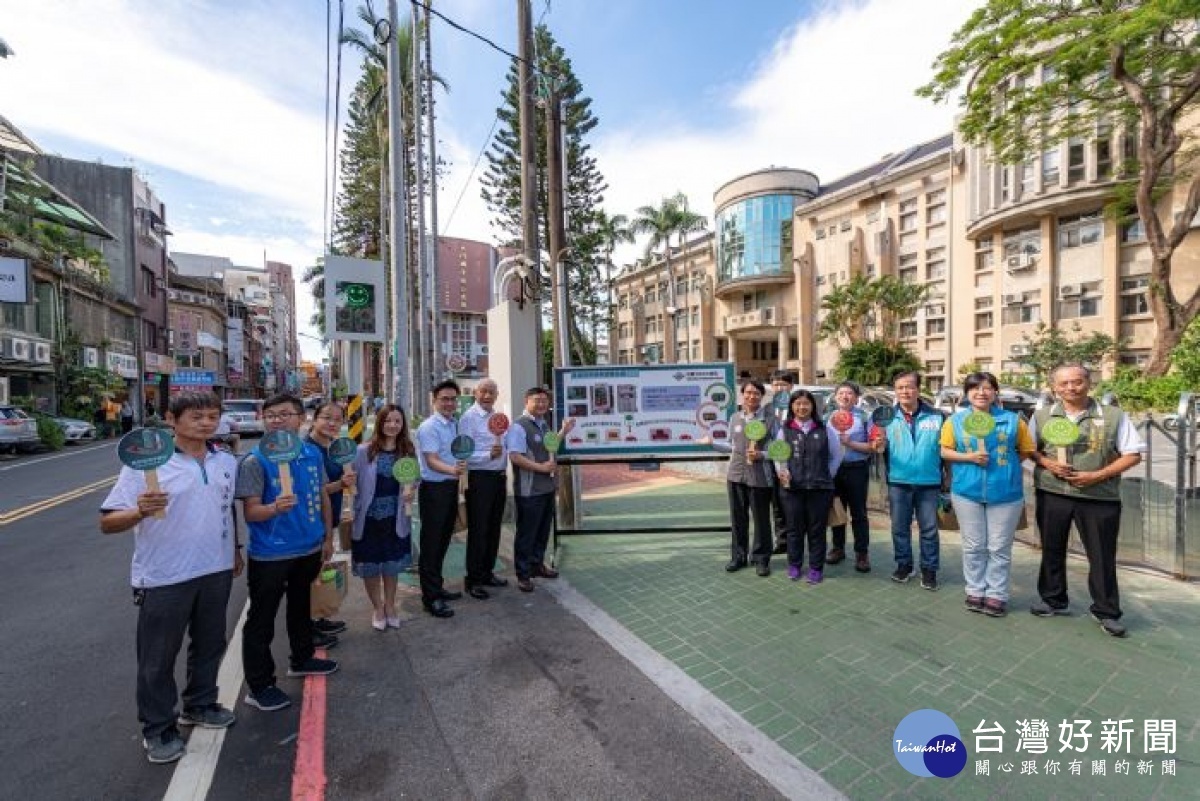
[714,270,793,299]
[723,307,775,334]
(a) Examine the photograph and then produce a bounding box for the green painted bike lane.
[557,477,1199,799]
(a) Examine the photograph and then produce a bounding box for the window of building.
[716,339,728,360]
[1121,128,1139,175]
[1096,133,1112,179]
[1120,276,1150,316]
[645,287,656,303]
[866,208,880,224]
[925,303,946,317]
[1058,210,1103,249]
[1003,227,1041,258]
[975,311,994,331]
[926,247,946,281]
[1042,148,1060,187]
[618,294,628,310]
[142,266,157,297]
[1000,165,1011,202]
[839,219,851,232]
[899,321,918,339]
[975,297,993,310]
[1059,295,1101,319]
[899,268,918,285]
[1120,218,1145,243]
[742,293,755,312]
[789,338,798,360]
[1019,161,1035,195]
[1067,139,1086,183]
[1119,352,1149,368]
[926,318,946,336]
[899,209,918,233]
[815,227,826,240]
[1001,303,1041,325]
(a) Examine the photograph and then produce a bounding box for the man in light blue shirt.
[458,378,510,598]
[415,379,466,619]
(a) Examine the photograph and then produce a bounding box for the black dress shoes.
[482,576,508,587]
[725,558,747,572]
[465,584,490,600]
[439,590,463,601]
[424,600,454,618]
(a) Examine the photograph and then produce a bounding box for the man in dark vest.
[507,387,575,592]
[767,369,795,555]
[1028,363,1144,638]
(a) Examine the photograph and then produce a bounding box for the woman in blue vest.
[774,388,843,584]
[939,372,1035,617]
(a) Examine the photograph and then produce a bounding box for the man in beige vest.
[1027,363,1144,637]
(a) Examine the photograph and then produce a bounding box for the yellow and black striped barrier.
[347,393,364,443]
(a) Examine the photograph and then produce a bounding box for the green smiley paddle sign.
[766,439,792,461]
[1041,418,1081,463]
[542,431,562,453]
[392,456,420,483]
[744,420,768,442]
[962,411,996,438]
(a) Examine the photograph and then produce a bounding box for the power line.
[442,113,499,234]
[328,0,346,253]
[410,0,530,68]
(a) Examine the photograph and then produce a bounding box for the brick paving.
[557,475,1200,799]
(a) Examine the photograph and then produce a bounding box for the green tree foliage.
[480,25,609,363]
[1012,322,1122,388]
[918,1,1200,376]
[1170,315,1200,388]
[817,274,932,349]
[834,341,923,388]
[628,193,707,362]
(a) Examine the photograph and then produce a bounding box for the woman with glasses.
[349,404,417,630]
[305,402,351,640]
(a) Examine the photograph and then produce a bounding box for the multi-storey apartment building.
[794,136,955,388]
[167,272,228,397]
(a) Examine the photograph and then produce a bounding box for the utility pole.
[545,89,569,369]
[424,0,441,390]
[386,0,411,412]
[411,1,429,403]
[517,0,541,381]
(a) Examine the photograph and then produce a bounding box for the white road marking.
[162,600,249,801]
[545,578,845,801]
[0,442,115,472]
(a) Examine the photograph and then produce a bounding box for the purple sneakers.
[806,568,823,585]
[787,564,801,581]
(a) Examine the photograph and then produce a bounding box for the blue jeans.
[888,484,940,572]
[952,494,1023,602]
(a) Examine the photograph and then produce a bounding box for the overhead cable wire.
[442,113,500,234]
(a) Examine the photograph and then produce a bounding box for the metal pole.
[386,0,411,412]
[546,91,569,368]
[423,0,441,389]
[517,0,541,381]
[411,1,429,404]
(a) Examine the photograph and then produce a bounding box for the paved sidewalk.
[556,467,1200,799]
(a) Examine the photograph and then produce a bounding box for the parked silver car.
[0,405,41,452]
[54,417,97,443]
[220,399,265,436]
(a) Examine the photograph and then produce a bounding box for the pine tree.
[480,25,608,364]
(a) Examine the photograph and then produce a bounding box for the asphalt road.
[0,439,788,801]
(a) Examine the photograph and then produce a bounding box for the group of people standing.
[100,381,573,764]
[721,364,1144,640]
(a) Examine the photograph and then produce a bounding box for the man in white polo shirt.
[100,392,241,764]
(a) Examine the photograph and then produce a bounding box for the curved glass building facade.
[715,194,796,284]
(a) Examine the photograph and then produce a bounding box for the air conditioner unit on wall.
[33,342,51,364]
[1002,293,1023,306]
[10,338,30,361]
[84,347,100,368]
[1006,254,1035,271]
[1059,284,1082,298]
[1010,343,1031,356]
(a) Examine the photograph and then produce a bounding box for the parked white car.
[0,405,41,452]
[53,417,97,443]
[220,399,265,436]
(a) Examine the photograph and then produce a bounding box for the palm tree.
[629,192,707,362]
[874,275,933,349]
[817,274,876,347]
[592,210,633,345]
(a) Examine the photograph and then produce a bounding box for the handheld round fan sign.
[328,436,358,520]
[258,430,303,496]
[542,431,562,453]
[451,434,475,491]
[830,409,854,432]
[766,439,792,461]
[1041,417,1081,463]
[962,411,996,454]
[117,428,175,519]
[392,456,421,514]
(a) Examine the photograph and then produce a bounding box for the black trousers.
[1035,490,1123,619]
[771,482,792,547]
[728,481,773,565]
[137,570,232,738]
[513,492,555,579]
[465,470,507,584]
[243,552,321,692]
[782,488,834,570]
[831,461,871,554]
[418,480,459,604]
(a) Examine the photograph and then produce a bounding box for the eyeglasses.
[263,412,300,422]
[434,394,457,402]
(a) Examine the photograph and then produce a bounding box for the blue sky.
[1,0,975,359]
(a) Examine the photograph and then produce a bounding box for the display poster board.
[323,255,386,342]
[553,363,736,457]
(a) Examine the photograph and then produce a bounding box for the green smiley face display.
[1042,418,1081,447]
[744,420,768,442]
[392,457,420,483]
[543,431,561,452]
[962,411,996,438]
[766,440,792,461]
